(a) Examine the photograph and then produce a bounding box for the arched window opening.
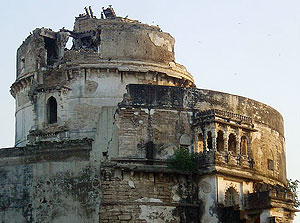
[47,96,57,124]
[180,134,191,151]
[224,187,239,207]
[197,133,204,152]
[228,133,237,154]
[240,136,248,156]
[21,57,25,72]
[216,130,224,152]
[207,131,212,151]
[267,159,274,171]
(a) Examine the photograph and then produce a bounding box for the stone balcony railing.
[194,109,253,125]
[110,148,253,173]
[215,150,254,169]
[245,189,295,211]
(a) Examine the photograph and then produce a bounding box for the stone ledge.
[101,201,200,207]
[0,138,93,165]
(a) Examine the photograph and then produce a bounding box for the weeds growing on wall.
[168,147,198,172]
[287,179,300,208]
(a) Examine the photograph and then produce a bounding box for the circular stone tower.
[6,6,296,223]
[10,6,194,147]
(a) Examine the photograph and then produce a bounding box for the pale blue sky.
[1,0,300,220]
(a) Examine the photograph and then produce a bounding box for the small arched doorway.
[228,133,237,154]
[240,136,248,156]
[207,131,212,151]
[197,133,204,152]
[217,130,225,152]
[224,187,239,207]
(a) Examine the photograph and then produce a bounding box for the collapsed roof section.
[14,6,194,86]
[16,28,69,79]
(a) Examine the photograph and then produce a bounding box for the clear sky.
[1,0,300,221]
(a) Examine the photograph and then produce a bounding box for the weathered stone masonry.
[99,167,202,223]
[0,6,297,223]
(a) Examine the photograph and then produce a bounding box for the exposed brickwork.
[117,108,192,160]
[99,169,201,223]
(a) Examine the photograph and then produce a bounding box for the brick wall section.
[99,169,201,223]
[117,108,149,158]
[117,108,193,160]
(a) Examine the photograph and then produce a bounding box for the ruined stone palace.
[0,6,296,223]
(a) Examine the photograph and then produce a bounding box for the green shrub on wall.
[168,147,198,172]
[287,179,300,208]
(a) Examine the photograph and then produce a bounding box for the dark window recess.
[79,34,98,51]
[207,131,212,151]
[217,130,224,152]
[81,36,93,48]
[44,37,58,65]
[228,133,237,154]
[145,141,154,165]
[47,96,57,124]
[268,159,274,170]
[146,141,154,160]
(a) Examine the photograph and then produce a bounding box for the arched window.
[240,136,248,156]
[207,131,212,151]
[217,130,224,152]
[224,187,239,207]
[47,96,57,124]
[228,133,237,154]
[180,134,191,151]
[197,133,204,152]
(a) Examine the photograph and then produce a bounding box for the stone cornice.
[10,74,34,98]
[65,59,194,85]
